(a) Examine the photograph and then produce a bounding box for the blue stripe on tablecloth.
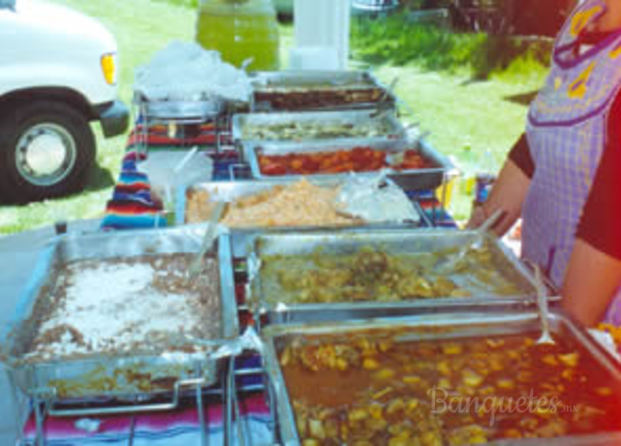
[110,191,155,204]
[100,214,167,230]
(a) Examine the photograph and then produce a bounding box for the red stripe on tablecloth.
[105,203,161,214]
[126,125,219,147]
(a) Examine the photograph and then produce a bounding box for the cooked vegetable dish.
[279,329,621,445]
[259,244,525,305]
[241,118,397,141]
[258,147,430,176]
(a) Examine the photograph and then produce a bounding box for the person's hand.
[466,204,488,230]
[463,158,530,236]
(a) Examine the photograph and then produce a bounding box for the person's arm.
[466,159,531,236]
[560,86,621,326]
[467,133,533,235]
[561,240,621,326]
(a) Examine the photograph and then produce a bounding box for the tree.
[508,0,576,36]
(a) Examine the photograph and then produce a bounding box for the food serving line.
[5,69,621,446]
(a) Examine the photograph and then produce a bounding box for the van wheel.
[0,100,95,203]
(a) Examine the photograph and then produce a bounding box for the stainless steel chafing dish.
[132,91,226,123]
[176,179,429,258]
[249,70,395,112]
[261,310,621,446]
[248,229,552,324]
[250,70,381,91]
[231,110,407,146]
[0,225,238,405]
[242,137,452,191]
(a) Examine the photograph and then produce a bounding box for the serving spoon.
[188,201,225,280]
[531,261,555,345]
[386,129,431,167]
[378,76,399,104]
[434,208,504,274]
[370,76,399,118]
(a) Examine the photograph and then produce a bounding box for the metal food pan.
[250,70,394,112]
[249,70,378,90]
[176,180,429,258]
[231,110,406,146]
[252,91,393,113]
[0,226,238,403]
[261,310,621,446]
[133,93,224,122]
[243,137,453,191]
[249,229,552,324]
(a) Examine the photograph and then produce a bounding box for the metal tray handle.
[40,377,208,417]
[227,163,251,181]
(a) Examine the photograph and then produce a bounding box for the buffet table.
[11,117,460,445]
[7,65,621,446]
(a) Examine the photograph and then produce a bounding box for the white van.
[0,0,129,202]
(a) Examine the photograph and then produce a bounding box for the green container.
[196,0,280,71]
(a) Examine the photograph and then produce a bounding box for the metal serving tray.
[0,226,238,404]
[250,70,379,90]
[262,310,621,446]
[249,70,395,112]
[176,180,429,258]
[248,229,550,324]
[231,110,407,146]
[133,92,224,123]
[243,138,453,191]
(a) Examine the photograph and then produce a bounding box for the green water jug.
[196,0,280,71]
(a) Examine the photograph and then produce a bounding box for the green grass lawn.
[373,65,546,218]
[0,0,546,234]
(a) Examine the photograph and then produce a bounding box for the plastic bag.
[336,171,420,224]
[134,41,252,103]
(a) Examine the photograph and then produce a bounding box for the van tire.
[0,100,95,203]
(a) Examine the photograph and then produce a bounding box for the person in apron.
[468,0,621,327]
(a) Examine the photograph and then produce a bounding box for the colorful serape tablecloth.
[22,394,271,446]
[407,189,458,228]
[101,122,237,231]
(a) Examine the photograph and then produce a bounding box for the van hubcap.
[15,123,77,187]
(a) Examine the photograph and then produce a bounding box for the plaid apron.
[524,0,621,324]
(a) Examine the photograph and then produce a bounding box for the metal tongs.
[188,202,225,280]
[434,208,504,274]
